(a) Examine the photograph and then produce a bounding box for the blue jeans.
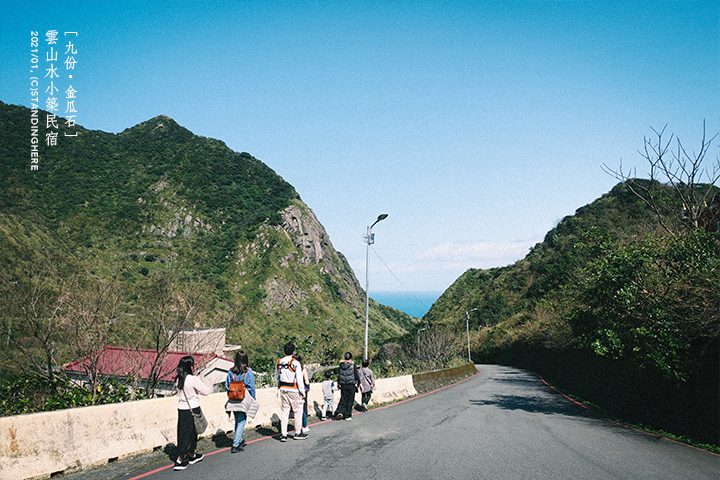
[302,387,309,428]
[233,411,247,447]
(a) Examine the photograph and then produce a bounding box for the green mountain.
[0,101,418,370]
[425,181,720,447]
[425,182,666,329]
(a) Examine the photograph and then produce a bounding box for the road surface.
[71,364,719,480]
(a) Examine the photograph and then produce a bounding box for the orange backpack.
[228,371,247,400]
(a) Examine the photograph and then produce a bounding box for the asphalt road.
[68,364,719,480]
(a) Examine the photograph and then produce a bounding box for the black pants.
[177,408,199,461]
[338,383,356,418]
[361,390,372,407]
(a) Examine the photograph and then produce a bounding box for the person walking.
[336,352,359,421]
[275,343,306,441]
[293,353,311,436]
[224,351,256,453]
[174,355,211,471]
[358,359,375,411]
[320,370,338,420]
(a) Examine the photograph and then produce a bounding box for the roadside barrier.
[412,362,479,394]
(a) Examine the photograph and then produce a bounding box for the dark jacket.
[338,360,359,386]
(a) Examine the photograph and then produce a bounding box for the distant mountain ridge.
[0,101,418,363]
[423,182,665,327]
[423,177,719,447]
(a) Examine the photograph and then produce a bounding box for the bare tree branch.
[135,271,208,397]
[603,122,720,235]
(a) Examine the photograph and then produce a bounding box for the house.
[698,202,720,233]
[62,346,234,397]
[168,327,242,359]
[683,196,720,233]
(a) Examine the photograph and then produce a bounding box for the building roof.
[62,346,232,383]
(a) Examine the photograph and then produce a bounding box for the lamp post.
[416,326,427,345]
[364,213,388,361]
[109,313,136,325]
[465,308,477,363]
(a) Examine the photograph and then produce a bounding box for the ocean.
[371,291,443,318]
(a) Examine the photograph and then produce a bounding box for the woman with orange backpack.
[224,351,256,453]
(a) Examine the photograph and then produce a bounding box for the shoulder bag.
[192,408,208,434]
[181,386,208,434]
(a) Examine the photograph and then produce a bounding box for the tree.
[572,230,720,381]
[135,270,208,397]
[603,122,719,235]
[61,273,125,401]
[0,263,68,382]
[0,259,126,404]
[592,124,720,381]
[413,327,462,370]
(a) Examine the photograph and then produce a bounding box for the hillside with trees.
[0,101,419,410]
[425,126,720,448]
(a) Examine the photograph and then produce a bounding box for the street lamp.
[416,326,428,345]
[465,308,478,363]
[364,213,388,361]
[110,313,136,325]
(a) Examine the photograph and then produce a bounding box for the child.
[320,370,338,420]
[359,359,375,411]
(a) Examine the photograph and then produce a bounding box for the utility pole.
[364,213,388,361]
[465,308,478,363]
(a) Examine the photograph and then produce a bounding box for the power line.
[369,245,434,317]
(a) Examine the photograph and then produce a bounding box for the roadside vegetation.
[425,125,720,449]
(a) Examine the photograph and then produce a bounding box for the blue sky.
[1,0,718,295]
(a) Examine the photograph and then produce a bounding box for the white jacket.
[274,355,305,393]
[177,374,211,410]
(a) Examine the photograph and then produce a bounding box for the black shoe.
[188,453,204,465]
[231,440,245,453]
[295,432,309,440]
[173,460,189,471]
[280,435,288,442]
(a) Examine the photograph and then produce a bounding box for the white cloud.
[415,240,536,269]
[358,239,539,292]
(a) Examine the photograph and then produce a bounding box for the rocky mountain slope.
[0,101,418,365]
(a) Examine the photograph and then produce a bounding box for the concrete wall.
[411,362,479,394]
[0,364,476,480]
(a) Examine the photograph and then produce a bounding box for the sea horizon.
[371,290,443,319]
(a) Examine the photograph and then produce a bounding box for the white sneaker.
[302,427,310,434]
